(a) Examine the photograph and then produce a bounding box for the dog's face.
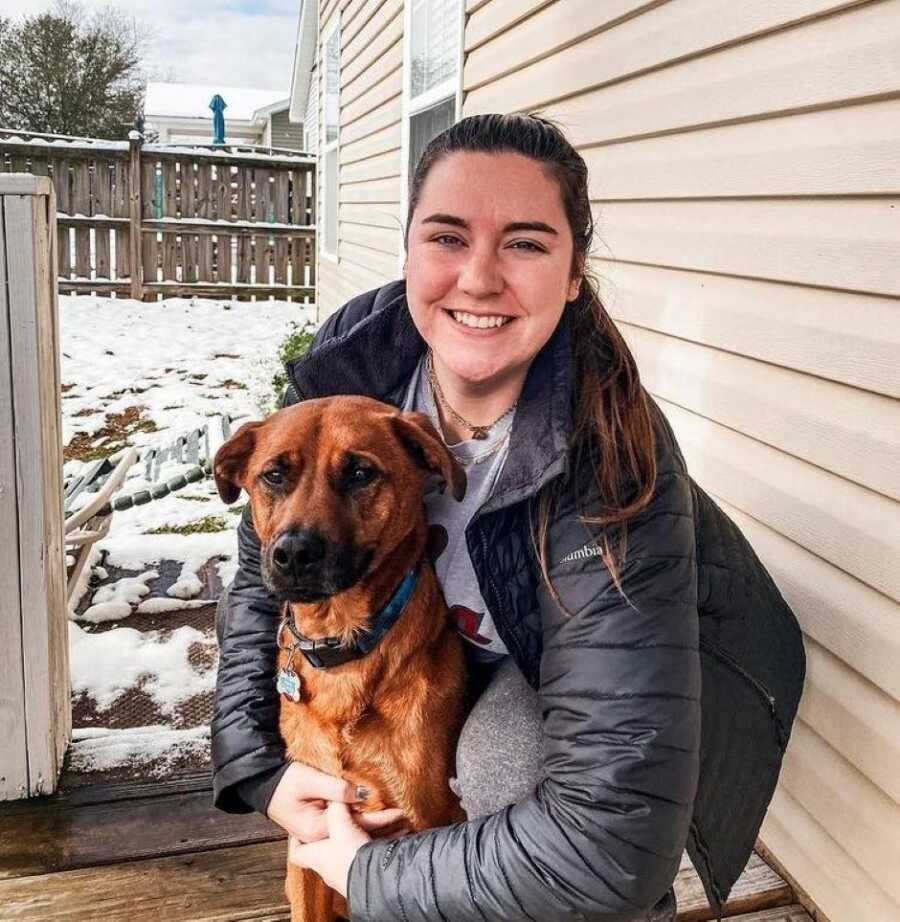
[213,396,466,603]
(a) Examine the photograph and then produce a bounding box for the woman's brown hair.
[405,113,657,605]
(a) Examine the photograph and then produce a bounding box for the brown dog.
[213,395,469,922]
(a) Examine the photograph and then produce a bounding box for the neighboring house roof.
[145,82,289,122]
[250,97,292,124]
[289,0,318,123]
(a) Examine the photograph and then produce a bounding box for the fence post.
[0,173,70,799]
[128,131,143,301]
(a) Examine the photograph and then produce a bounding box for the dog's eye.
[349,465,375,485]
[262,469,284,486]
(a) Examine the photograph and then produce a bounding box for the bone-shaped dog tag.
[277,667,302,702]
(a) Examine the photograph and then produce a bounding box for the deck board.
[726,906,812,921]
[0,778,281,878]
[0,775,802,921]
[0,841,290,921]
[676,852,793,921]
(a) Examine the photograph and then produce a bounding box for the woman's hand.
[267,762,409,843]
[289,802,375,898]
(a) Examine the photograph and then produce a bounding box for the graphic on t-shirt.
[427,523,449,563]
[451,606,492,645]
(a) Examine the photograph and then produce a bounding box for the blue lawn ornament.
[210,94,227,145]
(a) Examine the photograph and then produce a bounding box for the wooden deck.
[0,773,812,921]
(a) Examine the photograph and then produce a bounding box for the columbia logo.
[559,542,603,564]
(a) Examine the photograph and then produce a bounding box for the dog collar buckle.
[298,637,344,669]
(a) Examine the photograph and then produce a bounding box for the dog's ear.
[213,420,265,504]
[391,412,467,502]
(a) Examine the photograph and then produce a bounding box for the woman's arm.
[345,434,701,920]
[211,502,288,812]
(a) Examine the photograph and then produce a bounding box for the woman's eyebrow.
[421,213,559,235]
[505,221,558,236]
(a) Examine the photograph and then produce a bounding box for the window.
[407,0,462,179]
[322,23,340,258]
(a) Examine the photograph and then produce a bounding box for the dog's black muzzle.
[263,528,373,603]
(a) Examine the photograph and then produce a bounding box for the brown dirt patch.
[64,405,159,462]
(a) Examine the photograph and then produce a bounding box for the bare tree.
[0,1,149,139]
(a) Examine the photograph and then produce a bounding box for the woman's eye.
[263,469,284,486]
[509,240,544,252]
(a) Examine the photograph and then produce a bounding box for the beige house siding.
[271,109,305,150]
[317,0,404,319]
[464,2,900,921]
[304,64,319,155]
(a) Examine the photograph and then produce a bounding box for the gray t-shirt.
[401,357,512,663]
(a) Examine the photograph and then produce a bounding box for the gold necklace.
[447,429,511,468]
[425,350,518,440]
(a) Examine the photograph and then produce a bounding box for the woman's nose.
[458,245,503,297]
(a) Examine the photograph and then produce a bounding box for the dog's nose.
[271,530,327,574]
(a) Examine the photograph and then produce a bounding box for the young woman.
[212,114,805,922]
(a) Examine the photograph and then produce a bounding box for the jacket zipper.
[699,634,789,751]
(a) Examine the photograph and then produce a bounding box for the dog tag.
[277,667,302,702]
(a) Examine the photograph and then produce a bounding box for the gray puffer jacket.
[211,280,805,921]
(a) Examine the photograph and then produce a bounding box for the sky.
[4,0,298,91]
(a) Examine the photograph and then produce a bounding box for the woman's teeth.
[451,311,510,329]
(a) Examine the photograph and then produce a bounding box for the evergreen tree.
[0,2,146,140]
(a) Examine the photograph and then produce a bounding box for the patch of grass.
[217,378,248,391]
[64,406,159,462]
[228,504,247,515]
[177,495,212,503]
[146,515,229,535]
[272,321,317,405]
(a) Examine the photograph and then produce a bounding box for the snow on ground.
[69,621,217,714]
[69,726,210,777]
[61,294,315,773]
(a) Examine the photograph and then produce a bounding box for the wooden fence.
[0,129,316,302]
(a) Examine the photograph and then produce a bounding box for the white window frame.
[398,0,465,275]
[321,15,340,263]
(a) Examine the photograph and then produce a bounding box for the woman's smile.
[443,308,516,334]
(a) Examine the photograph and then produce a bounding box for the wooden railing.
[0,128,316,302]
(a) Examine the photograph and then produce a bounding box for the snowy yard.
[61,294,315,779]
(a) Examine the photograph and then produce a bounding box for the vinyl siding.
[304,63,319,155]
[270,109,304,150]
[317,0,404,319]
[464,2,900,920]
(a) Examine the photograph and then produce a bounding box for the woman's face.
[405,151,581,386]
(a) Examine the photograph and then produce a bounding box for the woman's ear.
[391,411,466,501]
[213,420,265,504]
[567,274,582,302]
